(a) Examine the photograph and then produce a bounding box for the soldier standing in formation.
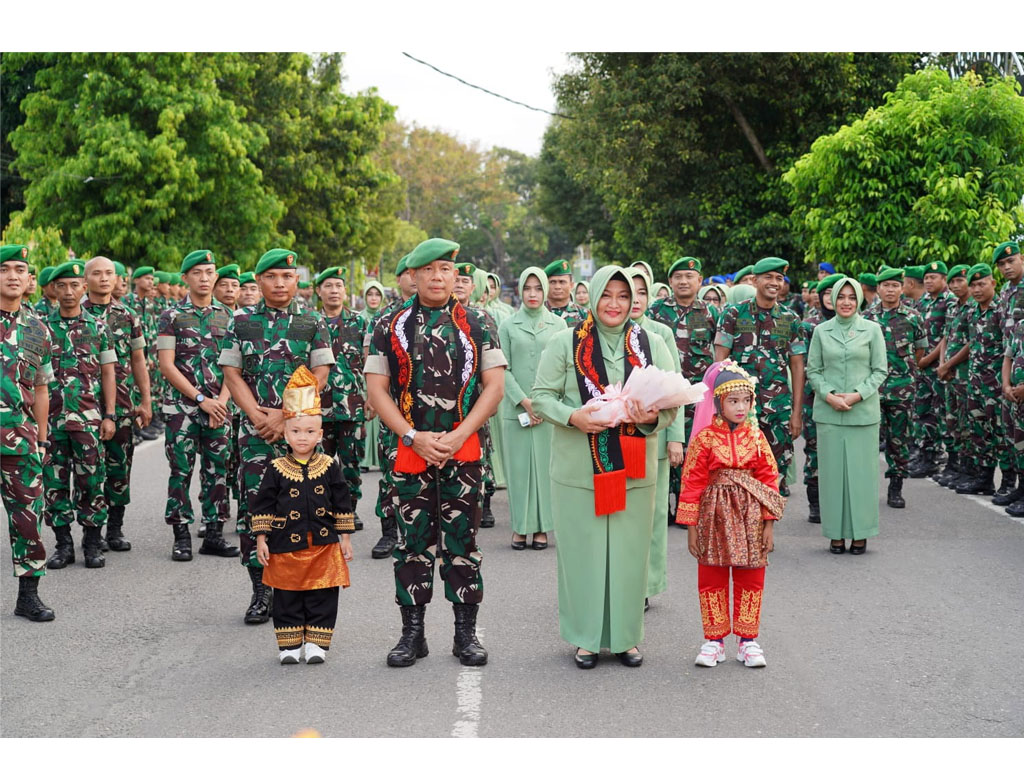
[935,264,972,488]
[213,263,243,523]
[994,243,1024,507]
[237,272,260,307]
[543,258,587,324]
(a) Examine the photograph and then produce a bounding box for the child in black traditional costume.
[252,365,354,664]
[677,361,785,668]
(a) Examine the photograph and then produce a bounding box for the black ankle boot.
[244,567,272,624]
[46,526,75,569]
[352,508,364,531]
[452,603,488,666]
[935,452,960,487]
[806,478,820,523]
[909,449,939,478]
[199,521,240,557]
[106,505,132,552]
[956,466,996,495]
[14,576,55,622]
[387,605,428,666]
[993,472,1022,506]
[171,523,192,561]
[372,515,398,559]
[82,527,105,568]
[887,476,906,508]
[480,495,495,528]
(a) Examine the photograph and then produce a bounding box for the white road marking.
[451,628,484,738]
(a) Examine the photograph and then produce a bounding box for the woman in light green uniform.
[573,280,590,309]
[498,267,567,549]
[472,270,508,488]
[806,277,887,555]
[359,280,386,470]
[532,266,679,668]
[485,272,515,325]
[627,268,685,604]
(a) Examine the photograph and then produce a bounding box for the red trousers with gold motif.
[697,564,765,640]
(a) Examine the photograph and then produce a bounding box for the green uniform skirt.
[361,416,380,470]
[489,413,507,488]
[500,419,555,535]
[817,422,880,541]
[646,456,668,598]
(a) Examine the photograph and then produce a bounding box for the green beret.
[50,259,87,281]
[239,271,256,285]
[966,263,993,284]
[132,266,154,279]
[993,241,1020,263]
[455,262,477,277]
[113,260,127,277]
[38,265,56,286]
[752,257,789,276]
[923,260,948,276]
[406,238,460,269]
[668,257,702,276]
[875,263,891,276]
[816,273,847,294]
[216,263,241,282]
[298,280,311,290]
[314,267,345,286]
[543,258,573,277]
[857,273,878,288]
[254,248,297,275]
[0,244,29,263]
[804,280,817,291]
[903,266,925,281]
[877,267,904,284]
[734,265,754,281]
[153,270,168,284]
[181,250,216,274]
[947,264,970,281]
[395,254,411,277]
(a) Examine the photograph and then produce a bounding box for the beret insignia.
[286,253,294,266]
[72,264,80,275]
[1007,246,1013,255]
[21,248,27,258]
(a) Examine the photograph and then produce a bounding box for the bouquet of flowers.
[581,366,708,427]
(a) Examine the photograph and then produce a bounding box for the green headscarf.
[360,279,386,322]
[626,267,652,317]
[588,265,636,345]
[573,280,591,308]
[698,284,729,305]
[516,267,553,328]
[470,269,489,305]
[728,283,756,306]
[651,282,670,302]
[830,276,864,327]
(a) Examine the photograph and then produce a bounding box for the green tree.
[785,70,1024,273]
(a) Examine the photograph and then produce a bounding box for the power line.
[401,52,573,120]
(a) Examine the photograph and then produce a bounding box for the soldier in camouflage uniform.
[863,268,927,507]
[213,263,244,522]
[315,266,367,532]
[220,249,334,624]
[123,266,163,440]
[42,260,117,570]
[1,245,56,620]
[158,250,240,562]
[543,258,587,325]
[237,271,260,307]
[935,264,973,488]
[83,257,152,552]
[994,242,1024,506]
[365,238,507,668]
[1003,317,1024,517]
[953,265,1005,496]
[858,272,878,310]
[34,266,57,317]
[715,257,805,496]
[647,256,715,522]
[908,261,956,478]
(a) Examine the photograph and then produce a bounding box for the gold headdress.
[712,361,757,398]
[282,365,321,419]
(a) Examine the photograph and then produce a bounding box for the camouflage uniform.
[321,307,368,512]
[33,296,55,317]
[942,299,972,462]
[1006,321,1024,485]
[964,301,1007,471]
[715,298,806,492]
[1,307,53,576]
[468,305,500,504]
[998,280,1024,475]
[157,297,233,526]
[218,299,334,569]
[123,291,162,424]
[43,308,117,528]
[912,290,956,453]
[370,297,408,525]
[546,301,587,325]
[863,303,927,477]
[365,297,507,605]
[799,311,827,484]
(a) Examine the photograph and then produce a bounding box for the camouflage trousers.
[965,380,1007,469]
[668,411,694,514]
[879,398,913,478]
[392,462,483,606]
[1002,398,1024,473]
[943,377,969,456]
[226,413,242,503]
[163,410,230,526]
[480,423,496,499]
[102,421,135,506]
[238,420,289,569]
[913,368,945,450]
[43,427,107,528]
[375,425,397,521]
[802,390,817,483]
[2,441,47,577]
[321,419,364,509]
[759,411,794,494]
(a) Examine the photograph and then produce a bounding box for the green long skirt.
[360,416,380,470]
[551,481,655,653]
[817,422,880,540]
[646,456,668,598]
[500,418,555,535]
[489,414,507,488]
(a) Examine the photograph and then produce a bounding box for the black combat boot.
[956,465,996,495]
[935,451,959,487]
[371,515,398,559]
[106,505,132,552]
[352,509,364,531]
[46,526,76,569]
[806,478,820,523]
[1007,498,1024,518]
[171,523,192,561]
[244,567,273,624]
[386,605,428,667]
[452,603,488,666]
[480,495,495,528]
[887,477,906,508]
[199,521,240,557]
[14,576,55,622]
[82,526,105,568]
[909,449,939,478]
[99,526,109,552]
[197,522,206,538]
[993,471,1022,506]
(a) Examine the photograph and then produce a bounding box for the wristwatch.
[103,413,116,421]
[195,393,206,404]
[401,429,417,447]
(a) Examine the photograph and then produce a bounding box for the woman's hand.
[840,392,862,407]
[687,526,701,559]
[340,535,353,561]
[520,398,543,426]
[569,408,613,434]
[762,520,775,553]
[256,535,270,567]
[825,392,851,411]
[624,398,659,425]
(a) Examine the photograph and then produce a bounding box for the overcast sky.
[342,51,573,157]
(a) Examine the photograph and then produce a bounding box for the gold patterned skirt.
[696,469,784,568]
[264,533,350,591]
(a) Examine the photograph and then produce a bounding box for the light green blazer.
[498,309,568,419]
[806,315,888,426]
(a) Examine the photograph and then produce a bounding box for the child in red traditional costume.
[252,366,355,664]
[678,361,785,668]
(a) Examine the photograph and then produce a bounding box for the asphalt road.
[2,436,1022,737]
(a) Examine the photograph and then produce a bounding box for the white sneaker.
[303,642,326,664]
[737,640,766,667]
[695,641,726,667]
[279,648,301,664]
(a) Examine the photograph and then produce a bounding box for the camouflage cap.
[181,250,216,274]
[857,272,879,288]
[407,238,459,269]
[752,257,789,276]
[543,258,572,277]
[668,256,702,276]
[993,241,1020,263]
[923,260,948,276]
[132,266,155,279]
[966,263,993,284]
[314,266,345,287]
[50,259,87,281]
[254,248,297,275]
[903,266,926,281]
[216,263,241,282]
[877,267,904,284]
[0,244,29,263]
[947,264,970,281]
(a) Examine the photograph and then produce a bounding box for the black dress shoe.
[615,648,643,667]
[511,537,526,550]
[829,540,846,554]
[849,540,867,555]
[644,598,650,613]
[531,536,548,550]
[574,649,598,669]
